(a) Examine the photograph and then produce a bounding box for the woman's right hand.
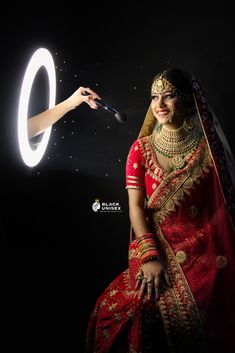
[67,86,101,110]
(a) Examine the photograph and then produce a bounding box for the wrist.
[65,96,82,111]
[137,233,160,265]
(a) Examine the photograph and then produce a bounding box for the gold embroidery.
[139,136,168,183]
[133,163,138,169]
[100,299,107,307]
[128,246,140,260]
[126,175,143,180]
[216,255,228,269]
[147,168,165,183]
[127,309,135,321]
[125,186,144,191]
[109,289,118,297]
[176,250,187,264]
[150,141,212,224]
[156,225,209,352]
[108,303,117,311]
[136,136,211,226]
[114,313,122,323]
[124,289,135,297]
[123,269,131,291]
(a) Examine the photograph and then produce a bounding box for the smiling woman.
[85,68,235,353]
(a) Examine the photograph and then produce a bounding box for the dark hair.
[153,68,193,95]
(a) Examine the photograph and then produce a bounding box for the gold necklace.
[151,119,201,170]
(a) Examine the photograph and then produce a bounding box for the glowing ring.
[18,48,56,167]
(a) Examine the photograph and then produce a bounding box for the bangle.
[141,254,159,264]
[137,233,160,264]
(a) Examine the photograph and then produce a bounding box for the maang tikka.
[151,74,178,95]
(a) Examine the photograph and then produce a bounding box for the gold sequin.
[176,250,187,264]
[133,163,138,169]
[127,309,135,321]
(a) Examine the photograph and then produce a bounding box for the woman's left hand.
[135,259,171,301]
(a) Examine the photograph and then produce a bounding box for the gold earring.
[183,117,195,132]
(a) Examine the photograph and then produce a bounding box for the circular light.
[18,48,56,167]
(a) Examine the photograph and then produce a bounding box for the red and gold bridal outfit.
[85,131,235,353]
[85,77,235,353]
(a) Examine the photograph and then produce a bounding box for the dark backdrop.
[1,4,235,352]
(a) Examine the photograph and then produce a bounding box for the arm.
[127,185,171,300]
[27,86,100,139]
[127,189,152,236]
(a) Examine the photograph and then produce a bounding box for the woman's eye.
[165,94,175,99]
[151,95,158,100]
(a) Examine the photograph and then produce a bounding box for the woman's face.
[150,86,185,127]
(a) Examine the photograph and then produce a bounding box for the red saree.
[85,77,235,353]
[85,133,235,353]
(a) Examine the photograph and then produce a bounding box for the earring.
[183,117,195,132]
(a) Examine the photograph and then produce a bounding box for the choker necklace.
[150,119,201,170]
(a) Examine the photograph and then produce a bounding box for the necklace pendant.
[169,155,186,170]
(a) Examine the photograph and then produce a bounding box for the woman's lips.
[157,110,169,116]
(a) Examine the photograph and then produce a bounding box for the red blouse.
[126,135,171,199]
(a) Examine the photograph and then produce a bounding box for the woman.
[85,69,235,353]
[27,86,100,139]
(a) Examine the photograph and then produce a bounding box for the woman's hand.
[135,260,171,301]
[67,86,101,110]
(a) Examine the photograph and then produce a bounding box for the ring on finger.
[137,275,144,280]
[146,277,153,284]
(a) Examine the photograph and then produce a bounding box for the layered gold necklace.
[150,119,201,170]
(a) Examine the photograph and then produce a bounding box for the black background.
[1,4,235,351]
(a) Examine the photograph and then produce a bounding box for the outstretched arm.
[27,86,100,139]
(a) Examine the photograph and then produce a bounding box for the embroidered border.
[148,139,212,223]
[156,225,209,352]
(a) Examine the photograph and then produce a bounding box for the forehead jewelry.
[151,74,177,95]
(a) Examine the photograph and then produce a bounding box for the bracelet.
[136,233,160,264]
[141,254,159,264]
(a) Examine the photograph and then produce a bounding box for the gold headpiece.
[151,74,177,95]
